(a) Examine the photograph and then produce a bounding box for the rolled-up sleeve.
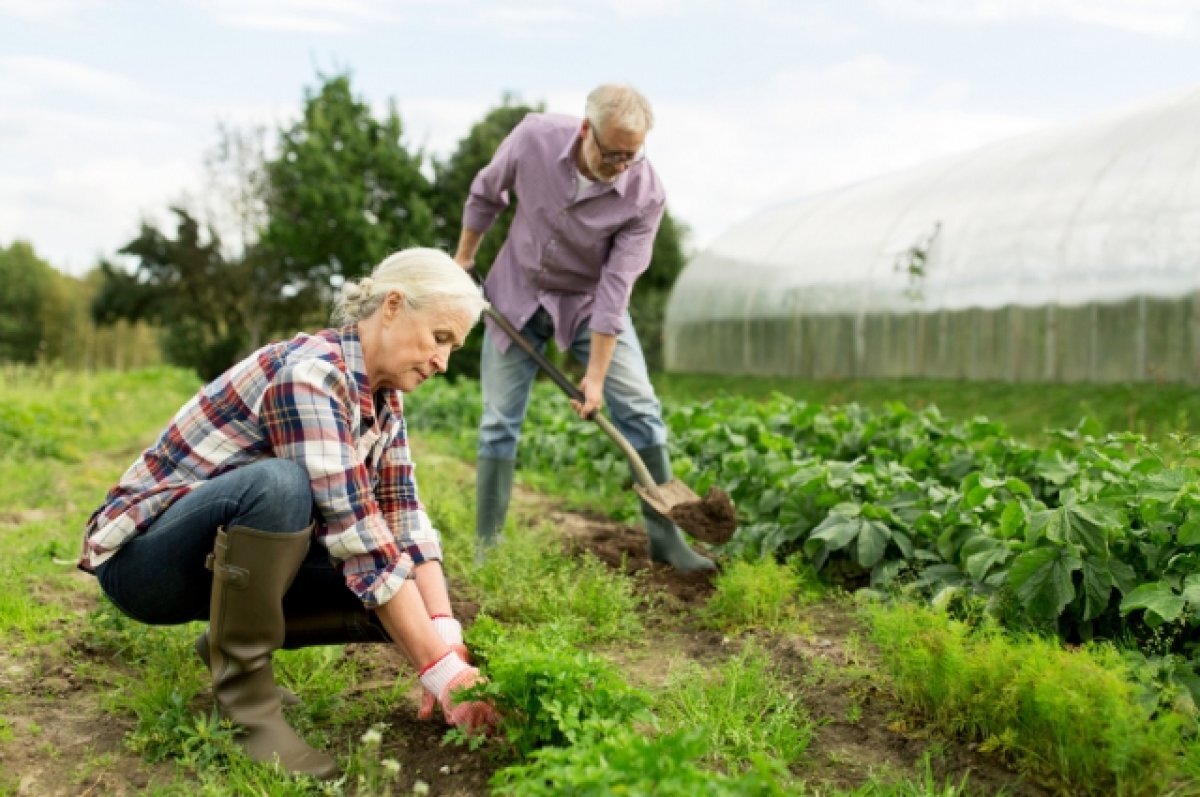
[375,412,442,571]
[260,359,410,609]
[590,199,665,336]
[462,118,526,234]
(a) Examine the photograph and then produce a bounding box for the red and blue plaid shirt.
[80,326,441,608]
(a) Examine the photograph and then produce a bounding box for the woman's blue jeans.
[477,308,668,461]
[95,459,357,625]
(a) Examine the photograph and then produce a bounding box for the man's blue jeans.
[95,459,357,625]
[477,308,668,461]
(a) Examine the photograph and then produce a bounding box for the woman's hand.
[418,651,500,735]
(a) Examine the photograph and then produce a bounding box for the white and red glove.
[418,615,471,720]
[417,651,500,735]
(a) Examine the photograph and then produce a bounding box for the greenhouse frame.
[664,86,1200,383]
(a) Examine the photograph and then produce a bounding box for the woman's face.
[367,292,475,393]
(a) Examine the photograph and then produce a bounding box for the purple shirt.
[463,112,667,353]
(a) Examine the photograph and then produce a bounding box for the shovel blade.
[633,480,738,545]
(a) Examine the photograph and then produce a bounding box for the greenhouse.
[664,86,1200,383]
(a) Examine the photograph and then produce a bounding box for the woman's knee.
[238,459,313,530]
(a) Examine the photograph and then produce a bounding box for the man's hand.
[570,375,604,419]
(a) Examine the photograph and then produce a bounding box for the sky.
[2,0,1198,277]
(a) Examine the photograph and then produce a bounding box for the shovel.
[480,302,737,546]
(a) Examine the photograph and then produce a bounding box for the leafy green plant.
[459,618,651,757]
[490,719,791,797]
[701,557,818,633]
[868,602,1194,795]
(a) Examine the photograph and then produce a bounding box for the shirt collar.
[340,325,376,428]
[560,131,629,197]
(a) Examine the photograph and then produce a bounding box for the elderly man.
[453,83,713,572]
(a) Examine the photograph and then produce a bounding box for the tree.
[0,241,57,362]
[93,208,256,379]
[262,72,436,332]
[630,210,690,372]
[432,94,542,379]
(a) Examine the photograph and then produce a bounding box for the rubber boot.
[195,609,391,705]
[635,445,716,572]
[207,524,338,778]
[476,457,515,562]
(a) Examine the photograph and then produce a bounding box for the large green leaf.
[1079,555,1114,622]
[856,520,891,568]
[1007,546,1082,620]
[1178,514,1200,547]
[1120,581,1185,625]
[962,536,1011,583]
[808,514,859,552]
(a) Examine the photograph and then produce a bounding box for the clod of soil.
[665,486,738,545]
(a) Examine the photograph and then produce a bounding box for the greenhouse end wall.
[664,293,1200,384]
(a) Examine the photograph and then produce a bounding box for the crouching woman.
[79,247,498,778]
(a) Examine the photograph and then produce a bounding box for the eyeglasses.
[589,125,646,166]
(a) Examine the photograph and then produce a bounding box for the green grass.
[657,373,1200,443]
[655,642,815,773]
[700,557,822,634]
[866,601,1199,796]
[11,366,1196,795]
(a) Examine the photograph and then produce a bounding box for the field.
[2,366,1199,796]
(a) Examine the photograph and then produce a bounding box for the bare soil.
[1,476,1050,796]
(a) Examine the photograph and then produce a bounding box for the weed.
[868,602,1188,794]
[457,617,651,757]
[490,719,793,796]
[701,557,816,633]
[655,642,814,773]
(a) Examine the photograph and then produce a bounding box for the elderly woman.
[79,248,497,778]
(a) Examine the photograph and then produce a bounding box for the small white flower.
[382,759,401,775]
[439,764,450,775]
[361,728,383,746]
[413,780,430,795]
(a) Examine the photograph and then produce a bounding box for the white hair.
[332,247,488,326]
[585,84,654,134]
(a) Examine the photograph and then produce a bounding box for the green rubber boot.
[207,524,339,778]
[476,457,515,562]
[635,445,716,572]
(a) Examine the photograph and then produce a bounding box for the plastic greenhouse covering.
[665,86,1200,383]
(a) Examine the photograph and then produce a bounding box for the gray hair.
[585,84,654,134]
[332,247,488,326]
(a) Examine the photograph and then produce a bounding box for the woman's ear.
[383,289,406,320]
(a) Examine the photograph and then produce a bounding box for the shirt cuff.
[588,310,626,338]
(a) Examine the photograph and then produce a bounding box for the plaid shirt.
[80,326,441,609]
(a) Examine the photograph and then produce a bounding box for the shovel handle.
[476,290,660,493]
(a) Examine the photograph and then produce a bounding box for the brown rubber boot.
[196,593,394,705]
[195,630,301,706]
[207,524,338,778]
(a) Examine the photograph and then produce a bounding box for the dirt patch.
[0,643,172,797]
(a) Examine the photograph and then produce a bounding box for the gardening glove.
[418,651,501,736]
[418,615,471,720]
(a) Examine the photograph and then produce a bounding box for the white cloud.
[0,55,138,102]
[196,0,405,33]
[1,157,201,275]
[876,0,1200,38]
[649,56,1047,249]
[0,0,106,23]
